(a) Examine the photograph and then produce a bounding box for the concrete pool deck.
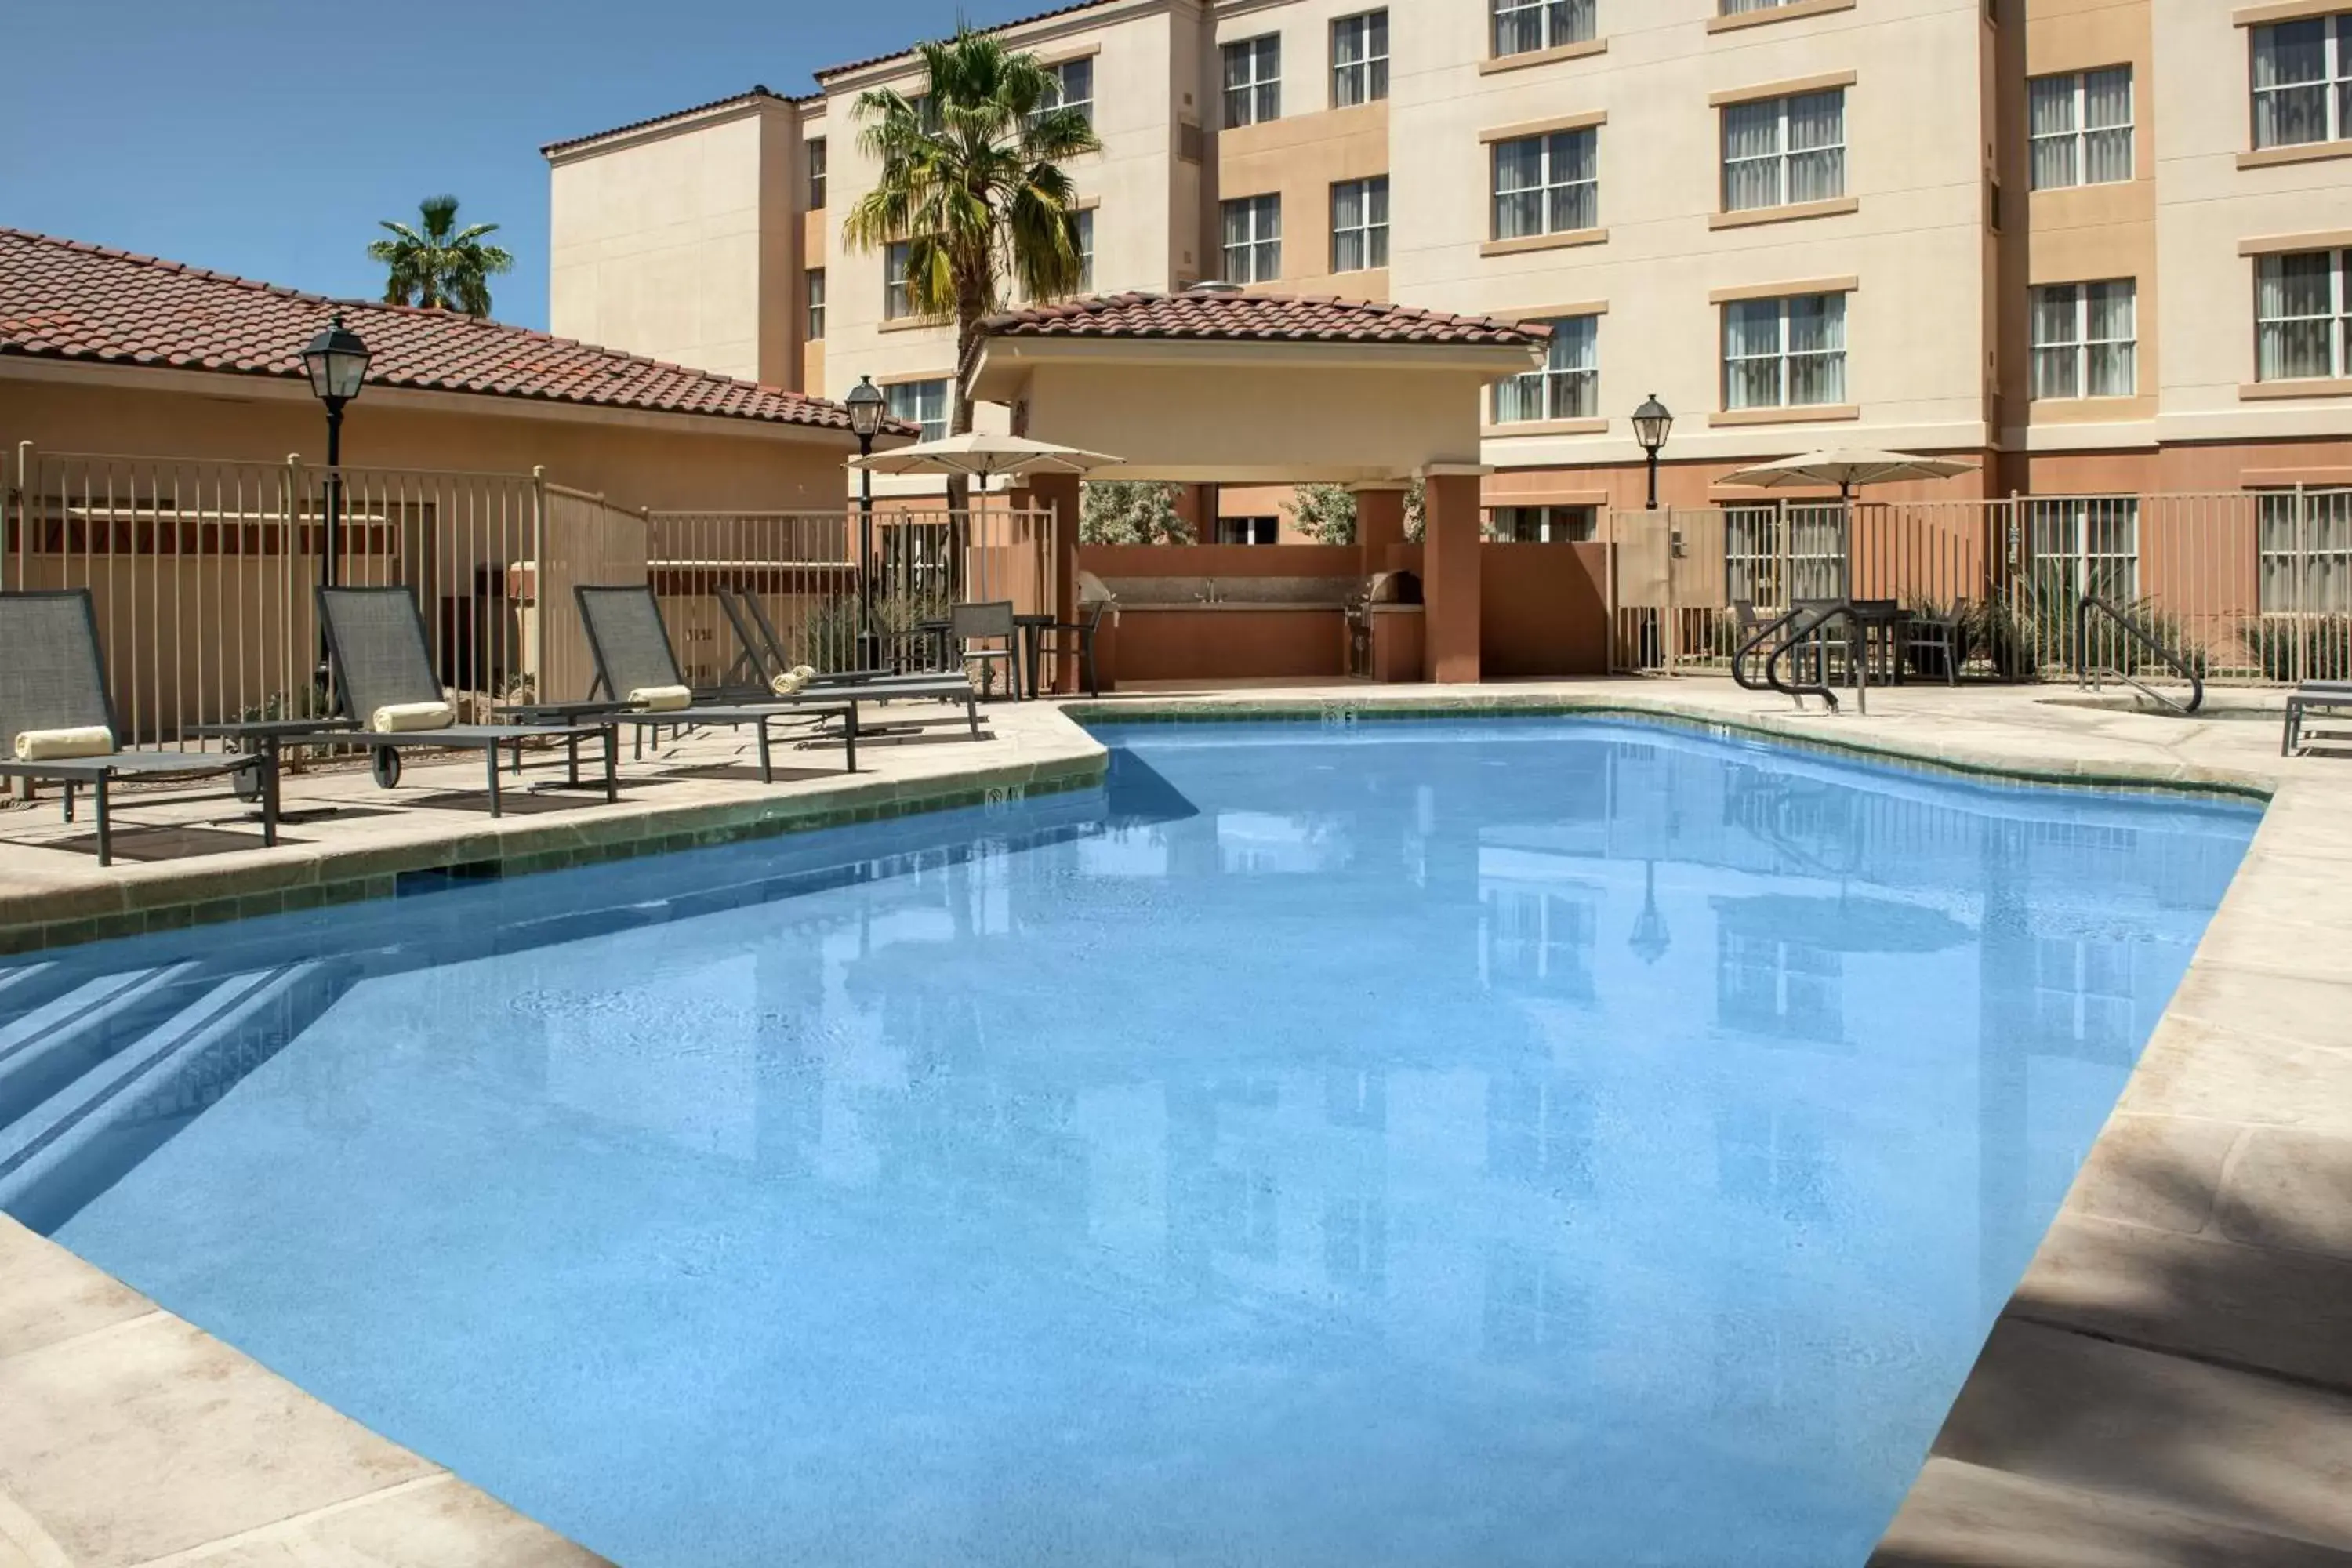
[3,678,2349,1566]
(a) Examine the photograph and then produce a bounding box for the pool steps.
[0,960,347,1232]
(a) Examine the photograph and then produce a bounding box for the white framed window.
[1492,0,1595,56]
[2252,14,2352,150]
[1032,56,1094,129]
[806,138,826,209]
[1330,176,1388,271]
[805,268,826,341]
[884,379,948,441]
[1721,90,1845,212]
[2257,249,2351,381]
[1333,11,1388,107]
[2029,497,2140,601]
[1722,293,1846,409]
[2259,489,2352,615]
[1222,34,1281,127]
[884,241,916,320]
[1489,505,1599,543]
[1221,194,1281,283]
[1218,516,1281,544]
[1491,129,1597,239]
[2031,280,2136,399]
[1719,0,1806,13]
[1074,209,1095,292]
[2028,67,2134,190]
[1493,314,1599,423]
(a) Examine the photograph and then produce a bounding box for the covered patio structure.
[964,289,1550,686]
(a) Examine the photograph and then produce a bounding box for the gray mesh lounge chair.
[2284,680,2352,756]
[716,587,924,691]
[0,590,277,866]
[549,586,862,779]
[314,586,616,816]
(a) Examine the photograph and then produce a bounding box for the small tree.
[1081,481,1196,545]
[1281,481,1428,544]
[368,196,513,316]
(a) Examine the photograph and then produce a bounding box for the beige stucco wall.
[815,0,1201,409]
[0,367,856,514]
[1383,0,1995,479]
[2151,0,2352,445]
[547,100,804,388]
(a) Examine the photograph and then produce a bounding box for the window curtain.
[2031,287,2082,400]
[1548,129,1598,230]
[2257,252,2335,381]
[1548,315,1599,418]
[2028,76,2078,189]
[2082,68,2133,184]
[1722,100,1783,211]
[1493,139,1546,238]
[1723,300,1784,410]
[1332,180,1367,271]
[2253,20,2329,149]
[1366,176,1389,267]
[2084,281,2136,397]
[1492,0,1541,56]
[1786,295,1845,405]
[1785,91,1845,203]
[1548,0,1595,44]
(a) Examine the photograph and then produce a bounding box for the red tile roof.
[813,0,1120,80]
[540,85,808,157]
[979,290,1553,348]
[0,229,895,436]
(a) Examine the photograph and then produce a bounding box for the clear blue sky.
[0,0,1036,332]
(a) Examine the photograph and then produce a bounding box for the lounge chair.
[0,589,278,866]
[715,587,946,693]
[313,586,617,816]
[2283,680,2352,757]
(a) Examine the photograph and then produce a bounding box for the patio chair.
[1905,600,1969,687]
[1027,587,1114,699]
[2283,679,2352,757]
[313,586,617,817]
[716,587,945,691]
[949,601,1021,699]
[0,590,278,867]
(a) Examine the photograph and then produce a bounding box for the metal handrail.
[1730,608,1806,695]
[1763,602,1871,715]
[2074,594,2205,715]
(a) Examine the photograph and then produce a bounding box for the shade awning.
[846,432,1123,481]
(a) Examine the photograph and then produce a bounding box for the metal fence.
[645,502,1058,688]
[5,444,1076,742]
[1606,488,2352,687]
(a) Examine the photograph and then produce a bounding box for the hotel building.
[543,0,2352,539]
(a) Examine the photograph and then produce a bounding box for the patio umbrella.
[845,432,1126,623]
[847,431,1123,482]
[1715,447,1978,502]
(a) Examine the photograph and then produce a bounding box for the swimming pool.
[2,717,2258,1566]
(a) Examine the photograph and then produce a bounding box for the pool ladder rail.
[1731,602,1872,716]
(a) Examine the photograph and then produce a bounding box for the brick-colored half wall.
[1098,608,1348,683]
[1481,542,1613,677]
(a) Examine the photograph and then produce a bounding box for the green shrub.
[2241,615,2352,682]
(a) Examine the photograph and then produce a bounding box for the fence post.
[531,465,550,698]
[5,441,30,593]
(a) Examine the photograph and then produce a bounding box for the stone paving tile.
[2215,1130,2352,1263]
[0,1218,154,1363]
[2125,1016,2352,1135]
[1926,1319,2352,1548]
[0,1314,437,1568]
[2016,1214,2352,1393]
[2063,1113,2242,1236]
[128,1476,612,1568]
[2166,965,2352,1054]
[1871,1457,2352,1567]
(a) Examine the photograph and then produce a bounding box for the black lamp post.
[844,375,888,668]
[1632,393,1673,511]
[300,314,372,590]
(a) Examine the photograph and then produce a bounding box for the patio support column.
[1029,470,1082,694]
[1421,468,1485,684]
[1352,482,1407,574]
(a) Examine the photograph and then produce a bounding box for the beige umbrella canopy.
[847,431,1123,481]
[1715,447,1978,502]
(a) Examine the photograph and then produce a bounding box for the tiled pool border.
[1065,694,2280,804]
[0,751,1109,957]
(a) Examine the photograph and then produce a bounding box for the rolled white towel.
[791,664,817,681]
[368,701,455,734]
[627,685,694,713]
[768,670,811,696]
[13,725,114,761]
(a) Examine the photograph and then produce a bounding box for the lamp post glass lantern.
[299,314,372,593]
[845,376,888,668]
[1632,393,1673,511]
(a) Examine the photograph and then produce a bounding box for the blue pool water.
[3,718,2257,1566]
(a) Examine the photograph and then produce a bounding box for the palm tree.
[368,196,514,317]
[842,27,1102,498]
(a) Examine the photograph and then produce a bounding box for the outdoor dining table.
[1788,598,1914,688]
